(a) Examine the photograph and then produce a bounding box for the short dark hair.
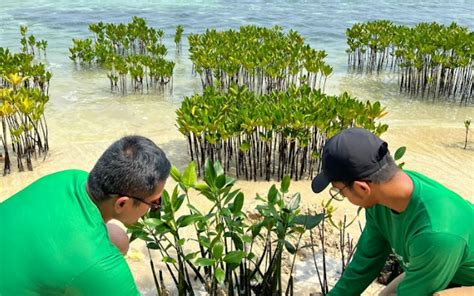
[343,154,399,187]
[87,135,171,203]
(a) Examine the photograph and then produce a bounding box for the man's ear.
[114,196,129,214]
[353,180,371,196]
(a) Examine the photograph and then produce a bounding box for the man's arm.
[328,210,391,296]
[65,254,140,296]
[397,232,466,296]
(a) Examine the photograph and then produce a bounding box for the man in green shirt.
[0,135,171,295]
[311,128,473,296]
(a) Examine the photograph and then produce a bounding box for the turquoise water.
[1,0,473,104]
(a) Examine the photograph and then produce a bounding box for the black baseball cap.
[311,128,390,193]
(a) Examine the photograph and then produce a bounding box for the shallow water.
[0,1,473,294]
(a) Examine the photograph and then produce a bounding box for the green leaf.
[173,194,185,212]
[184,252,199,261]
[213,161,224,177]
[231,192,244,214]
[147,242,160,249]
[268,185,278,203]
[132,230,153,241]
[154,223,172,235]
[251,222,263,238]
[170,165,182,182]
[187,204,203,215]
[223,250,246,264]
[215,267,225,284]
[394,146,406,161]
[247,252,256,261]
[200,189,217,202]
[222,189,240,205]
[177,214,204,228]
[220,208,232,217]
[162,256,177,264]
[280,175,291,193]
[198,235,211,248]
[287,193,301,211]
[215,175,227,189]
[212,241,224,259]
[195,257,216,267]
[178,238,186,246]
[129,231,139,243]
[182,161,197,187]
[293,213,324,230]
[204,159,216,184]
[292,226,306,234]
[241,235,253,243]
[194,183,210,191]
[231,233,244,251]
[284,240,296,254]
[144,218,163,228]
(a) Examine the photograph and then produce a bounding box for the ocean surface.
[1,0,473,104]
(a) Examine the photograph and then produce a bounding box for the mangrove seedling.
[175,25,184,53]
[127,160,325,295]
[464,119,471,149]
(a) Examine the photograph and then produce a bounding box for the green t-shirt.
[0,170,139,296]
[329,170,474,296]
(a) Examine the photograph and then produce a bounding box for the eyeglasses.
[329,180,372,201]
[108,192,161,212]
[329,185,348,201]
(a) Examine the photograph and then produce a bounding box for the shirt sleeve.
[397,232,466,296]
[65,254,140,296]
[328,210,391,296]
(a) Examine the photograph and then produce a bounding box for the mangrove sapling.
[286,209,325,296]
[308,199,360,296]
[464,119,471,149]
[128,161,324,295]
[325,200,358,274]
[175,25,184,54]
[310,208,329,295]
[176,85,388,181]
[69,17,174,94]
[188,26,332,94]
[346,21,474,104]
[0,66,51,174]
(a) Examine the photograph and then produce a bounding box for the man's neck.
[85,184,113,222]
[376,171,414,213]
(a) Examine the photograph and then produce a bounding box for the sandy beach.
[2,115,472,295]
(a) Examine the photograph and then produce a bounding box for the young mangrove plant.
[19,25,48,57]
[69,17,174,94]
[188,25,333,94]
[127,160,324,295]
[346,20,473,104]
[309,199,358,295]
[176,85,388,181]
[0,44,51,175]
[175,25,184,54]
[464,119,471,149]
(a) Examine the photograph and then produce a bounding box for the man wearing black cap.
[312,128,473,296]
